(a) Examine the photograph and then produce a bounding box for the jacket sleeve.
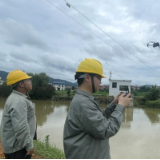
[80,103,124,140]
[102,101,116,118]
[10,101,33,151]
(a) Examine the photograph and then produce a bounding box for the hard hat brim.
[7,76,32,86]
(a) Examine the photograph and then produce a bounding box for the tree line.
[131,85,160,100]
[0,72,55,100]
[133,86,160,108]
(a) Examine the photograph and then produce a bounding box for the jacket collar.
[76,89,101,111]
[13,90,28,99]
[76,89,95,101]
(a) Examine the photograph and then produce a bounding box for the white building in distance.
[0,77,4,85]
[53,81,65,90]
[109,79,132,97]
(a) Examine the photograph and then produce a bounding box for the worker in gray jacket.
[0,70,36,159]
[63,58,132,159]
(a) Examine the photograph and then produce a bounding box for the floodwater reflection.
[144,107,160,124]
[121,107,133,129]
[34,100,70,126]
[0,98,5,110]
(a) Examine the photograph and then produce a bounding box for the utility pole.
[109,71,112,81]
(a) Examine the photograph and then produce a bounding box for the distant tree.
[44,85,55,99]
[27,72,55,99]
[0,82,12,97]
[67,88,71,97]
[139,86,151,92]
[144,86,159,101]
[72,86,75,90]
[35,87,45,99]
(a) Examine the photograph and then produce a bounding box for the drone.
[147,41,160,48]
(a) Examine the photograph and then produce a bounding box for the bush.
[134,97,145,105]
[0,83,12,97]
[67,88,71,97]
[28,73,55,100]
[145,100,160,108]
[144,87,159,101]
[44,85,55,99]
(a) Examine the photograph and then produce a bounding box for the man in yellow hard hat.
[0,70,36,159]
[63,58,132,159]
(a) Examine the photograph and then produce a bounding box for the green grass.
[55,90,67,95]
[55,90,109,97]
[33,135,65,159]
[93,91,108,96]
[55,90,75,97]
[132,92,147,97]
[155,98,160,103]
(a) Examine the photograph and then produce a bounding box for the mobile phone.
[123,86,131,98]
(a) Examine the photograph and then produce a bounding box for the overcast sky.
[0,0,160,86]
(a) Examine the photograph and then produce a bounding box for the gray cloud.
[9,51,37,63]
[71,30,94,41]
[0,0,160,85]
[0,19,51,51]
[84,44,115,61]
[40,53,77,73]
[0,52,7,61]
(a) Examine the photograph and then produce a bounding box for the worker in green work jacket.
[63,58,132,159]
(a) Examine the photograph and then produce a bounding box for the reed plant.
[33,135,65,159]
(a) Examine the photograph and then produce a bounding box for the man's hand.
[118,93,132,108]
[113,93,122,105]
[26,148,34,155]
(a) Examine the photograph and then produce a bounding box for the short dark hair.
[12,80,24,90]
[77,78,84,86]
[75,72,85,86]
[12,83,19,90]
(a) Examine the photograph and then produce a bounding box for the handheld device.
[124,86,131,97]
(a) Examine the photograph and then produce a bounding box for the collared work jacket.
[63,89,125,159]
[0,90,36,154]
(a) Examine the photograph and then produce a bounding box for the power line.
[63,0,160,77]
[45,0,115,48]
[45,0,160,80]
[45,0,127,81]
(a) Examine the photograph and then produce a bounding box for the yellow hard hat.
[6,69,31,86]
[76,58,106,78]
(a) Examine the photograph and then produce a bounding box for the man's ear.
[84,74,90,82]
[19,81,25,87]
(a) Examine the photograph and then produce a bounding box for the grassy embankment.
[55,90,109,98]
[0,133,65,159]
[33,135,65,159]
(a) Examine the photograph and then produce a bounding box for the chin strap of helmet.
[13,80,29,96]
[90,74,95,93]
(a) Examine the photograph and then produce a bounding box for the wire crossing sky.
[0,0,160,86]
[63,0,160,76]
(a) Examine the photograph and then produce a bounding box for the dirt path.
[0,139,5,159]
[0,139,42,159]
